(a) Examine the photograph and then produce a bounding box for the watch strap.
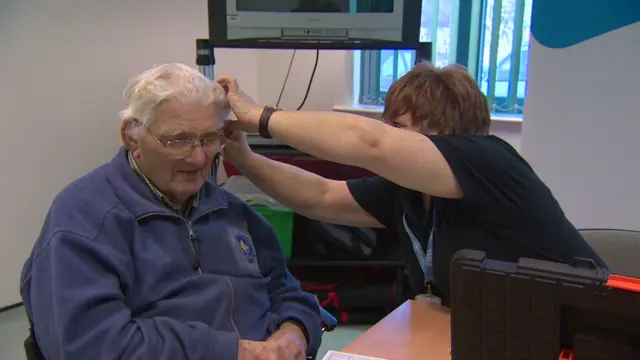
[258,106,281,139]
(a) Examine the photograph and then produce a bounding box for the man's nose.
[185,145,207,165]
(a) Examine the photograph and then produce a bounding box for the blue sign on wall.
[531,0,640,49]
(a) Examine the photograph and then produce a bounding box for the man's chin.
[174,181,205,200]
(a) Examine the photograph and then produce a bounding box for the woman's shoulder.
[427,134,526,170]
[428,134,516,152]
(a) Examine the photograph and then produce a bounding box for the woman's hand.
[222,122,253,166]
[216,75,263,133]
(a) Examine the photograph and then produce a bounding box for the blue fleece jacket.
[20,147,321,360]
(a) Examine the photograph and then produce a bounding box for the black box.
[450,250,640,360]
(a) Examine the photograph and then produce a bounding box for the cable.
[276,50,297,108]
[296,49,320,111]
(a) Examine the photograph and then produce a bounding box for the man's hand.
[237,330,307,360]
[238,340,274,360]
[216,75,263,133]
[266,322,308,360]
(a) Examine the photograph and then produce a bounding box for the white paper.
[322,350,388,360]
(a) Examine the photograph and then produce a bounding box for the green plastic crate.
[251,205,294,259]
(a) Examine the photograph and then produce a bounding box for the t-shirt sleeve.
[346,176,401,229]
[427,135,536,208]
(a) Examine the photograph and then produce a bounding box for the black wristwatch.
[258,105,281,139]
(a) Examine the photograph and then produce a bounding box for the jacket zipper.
[185,220,203,275]
[194,209,240,336]
[186,206,226,274]
[225,277,241,336]
[188,208,240,335]
[137,206,239,335]
[139,207,225,274]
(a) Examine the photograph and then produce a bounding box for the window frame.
[356,0,529,116]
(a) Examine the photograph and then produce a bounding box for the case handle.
[570,257,599,270]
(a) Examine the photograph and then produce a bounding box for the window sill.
[332,104,523,123]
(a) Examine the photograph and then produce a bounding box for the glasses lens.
[201,138,220,153]
[163,138,220,158]
[164,140,193,157]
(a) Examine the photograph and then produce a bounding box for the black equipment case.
[450,250,640,360]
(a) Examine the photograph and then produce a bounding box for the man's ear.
[120,118,140,152]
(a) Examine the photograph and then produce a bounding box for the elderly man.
[20,63,321,360]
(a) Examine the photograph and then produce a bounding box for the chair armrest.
[24,333,45,360]
[320,307,338,332]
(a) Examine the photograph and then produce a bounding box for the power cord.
[274,49,320,111]
[275,50,297,108]
[297,49,320,111]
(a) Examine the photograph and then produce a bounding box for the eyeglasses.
[146,128,221,159]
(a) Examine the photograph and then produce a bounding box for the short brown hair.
[382,62,491,135]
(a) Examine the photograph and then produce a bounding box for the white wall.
[522,21,640,230]
[257,50,353,111]
[0,0,522,307]
[0,0,259,307]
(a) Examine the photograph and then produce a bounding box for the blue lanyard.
[402,211,435,285]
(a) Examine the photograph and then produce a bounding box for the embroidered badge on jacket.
[235,233,256,264]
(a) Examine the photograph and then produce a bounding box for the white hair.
[120,63,227,136]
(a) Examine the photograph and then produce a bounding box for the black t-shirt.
[346,135,605,305]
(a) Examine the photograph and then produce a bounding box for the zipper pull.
[187,222,195,239]
[186,221,202,273]
[426,283,433,297]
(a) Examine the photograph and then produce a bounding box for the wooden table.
[341,300,451,360]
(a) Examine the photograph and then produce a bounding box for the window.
[357,0,533,115]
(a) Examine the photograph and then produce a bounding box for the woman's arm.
[232,151,382,227]
[266,110,463,199]
[217,75,462,199]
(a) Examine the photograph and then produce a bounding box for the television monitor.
[208,0,422,50]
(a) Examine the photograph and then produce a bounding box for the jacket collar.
[127,151,199,214]
[108,147,227,219]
